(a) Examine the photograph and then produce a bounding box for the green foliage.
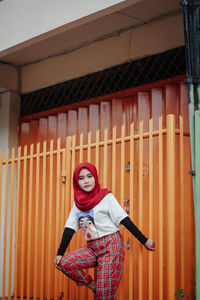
[175,288,196,300]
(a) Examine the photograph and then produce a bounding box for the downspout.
[181,1,200,299]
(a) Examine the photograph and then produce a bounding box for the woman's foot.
[86,280,96,293]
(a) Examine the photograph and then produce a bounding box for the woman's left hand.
[144,239,155,251]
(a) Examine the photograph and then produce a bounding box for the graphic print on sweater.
[77,210,99,241]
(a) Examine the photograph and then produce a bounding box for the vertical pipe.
[195,110,200,296]
[40,141,47,300]
[8,148,15,300]
[139,120,143,300]
[149,119,153,300]
[2,150,9,300]
[129,122,134,300]
[181,2,200,297]
[14,147,21,300]
[179,116,185,288]
[26,144,34,300]
[159,116,163,300]
[167,114,176,299]
[33,143,40,300]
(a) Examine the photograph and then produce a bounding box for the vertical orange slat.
[2,150,9,300]
[14,147,21,300]
[103,129,108,188]
[60,146,66,299]
[95,130,100,173]
[71,136,76,208]
[87,131,91,162]
[40,141,47,300]
[8,148,15,300]
[167,115,176,298]
[54,139,61,300]
[129,122,134,300]
[70,135,76,300]
[149,119,153,300]
[47,140,54,300]
[20,145,27,299]
[0,151,2,231]
[64,136,72,300]
[120,124,125,207]
[0,151,3,297]
[26,144,34,300]
[112,127,116,195]
[119,124,125,300]
[138,120,143,300]
[33,143,40,299]
[87,131,94,300]
[159,116,163,300]
[79,133,84,163]
[179,116,185,287]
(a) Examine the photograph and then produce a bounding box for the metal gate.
[0,114,195,300]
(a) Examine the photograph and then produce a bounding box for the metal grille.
[21,46,186,116]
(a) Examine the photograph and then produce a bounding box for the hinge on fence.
[61,170,67,183]
[188,170,196,176]
[124,198,130,214]
[125,162,130,171]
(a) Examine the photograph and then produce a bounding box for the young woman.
[54,162,155,300]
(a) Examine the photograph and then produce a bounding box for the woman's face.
[78,168,95,192]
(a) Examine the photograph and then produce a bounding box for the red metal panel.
[89,104,99,142]
[57,113,67,148]
[38,118,48,143]
[19,122,30,147]
[151,88,163,130]
[67,110,77,137]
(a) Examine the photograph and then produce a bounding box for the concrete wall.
[0,0,141,52]
[0,64,19,92]
[21,12,184,93]
[0,91,20,297]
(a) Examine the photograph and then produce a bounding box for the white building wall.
[0,0,141,52]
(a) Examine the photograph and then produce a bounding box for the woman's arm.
[57,227,75,255]
[54,227,75,269]
[120,216,155,251]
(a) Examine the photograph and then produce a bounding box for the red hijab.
[73,162,110,211]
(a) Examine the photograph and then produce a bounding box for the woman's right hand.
[54,255,62,270]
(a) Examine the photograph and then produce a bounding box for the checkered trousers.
[59,231,125,300]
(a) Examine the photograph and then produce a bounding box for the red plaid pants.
[59,231,125,300]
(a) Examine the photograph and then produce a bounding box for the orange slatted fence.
[0,114,195,300]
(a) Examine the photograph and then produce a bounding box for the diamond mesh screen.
[21,46,186,116]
